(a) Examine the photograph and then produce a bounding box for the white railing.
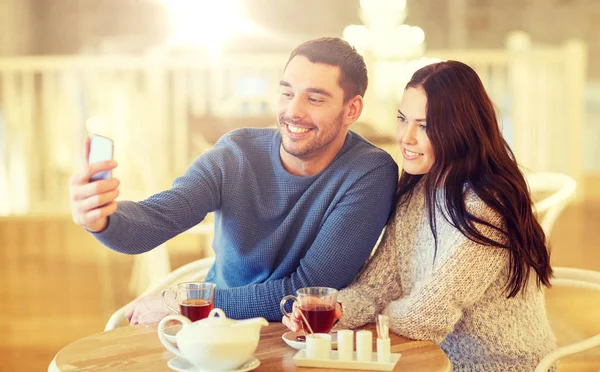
[0,33,587,215]
[0,53,288,215]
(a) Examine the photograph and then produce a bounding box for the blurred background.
[0,0,598,370]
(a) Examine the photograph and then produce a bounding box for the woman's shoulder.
[463,185,503,222]
[395,182,427,215]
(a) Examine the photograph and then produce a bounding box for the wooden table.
[53,322,452,371]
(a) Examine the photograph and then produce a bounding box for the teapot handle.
[158,315,191,359]
[208,308,226,318]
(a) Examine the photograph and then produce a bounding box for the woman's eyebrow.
[398,109,426,122]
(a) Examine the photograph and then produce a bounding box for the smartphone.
[88,134,114,182]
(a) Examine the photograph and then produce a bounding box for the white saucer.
[167,356,260,372]
[162,324,182,343]
[282,331,338,350]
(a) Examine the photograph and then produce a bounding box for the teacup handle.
[158,314,191,359]
[161,288,180,314]
[280,294,298,319]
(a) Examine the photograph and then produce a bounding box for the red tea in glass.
[299,303,336,334]
[180,299,214,322]
[162,282,216,322]
[281,287,339,334]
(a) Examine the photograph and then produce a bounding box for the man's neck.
[279,136,347,177]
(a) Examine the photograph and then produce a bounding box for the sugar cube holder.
[292,329,401,371]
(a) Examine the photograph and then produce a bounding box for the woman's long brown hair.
[397,60,552,297]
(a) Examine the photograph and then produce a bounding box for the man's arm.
[91,147,232,254]
[214,160,398,321]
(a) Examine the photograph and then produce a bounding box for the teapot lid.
[194,308,235,328]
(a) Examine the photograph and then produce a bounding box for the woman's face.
[396,87,435,175]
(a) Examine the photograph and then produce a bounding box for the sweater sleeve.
[90,147,230,254]
[334,212,403,330]
[382,203,509,344]
[214,160,398,321]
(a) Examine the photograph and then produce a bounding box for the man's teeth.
[405,149,422,156]
[288,125,310,134]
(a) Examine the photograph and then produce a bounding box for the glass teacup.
[162,281,216,322]
[280,287,338,334]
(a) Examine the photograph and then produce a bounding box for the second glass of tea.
[162,281,216,322]
[280,287,338,334]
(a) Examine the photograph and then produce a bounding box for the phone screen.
[89,134,114,182]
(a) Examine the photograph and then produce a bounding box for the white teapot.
[158,308,268,371]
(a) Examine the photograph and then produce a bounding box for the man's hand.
[281,301,342,333]
[69,136,120,232]
[124,294,178,325]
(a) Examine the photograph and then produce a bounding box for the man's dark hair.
[286,37,368,102]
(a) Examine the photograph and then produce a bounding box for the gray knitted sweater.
[336,183,557,371]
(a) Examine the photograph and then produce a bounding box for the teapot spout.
[233,317,269,328]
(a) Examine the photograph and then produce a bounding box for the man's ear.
[343,95,364,126]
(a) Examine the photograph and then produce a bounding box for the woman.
[283,60,556,370]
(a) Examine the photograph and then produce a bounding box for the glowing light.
[345,1,424,60]
[163,0,255,56]
[343,25,370,54]
[360,0,406,11]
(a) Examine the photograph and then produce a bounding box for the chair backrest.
[104,256,215,331]
[525,173,599,370]
[535,267,600,372]
[525,172,577,238]
[139,256,216,297]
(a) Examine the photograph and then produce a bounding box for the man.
[69,37,398,322]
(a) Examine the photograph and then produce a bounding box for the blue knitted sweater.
[93,128,398,321]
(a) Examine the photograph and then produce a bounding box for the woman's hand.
[281,301,343,332]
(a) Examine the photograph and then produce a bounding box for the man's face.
[277,56,348,161]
